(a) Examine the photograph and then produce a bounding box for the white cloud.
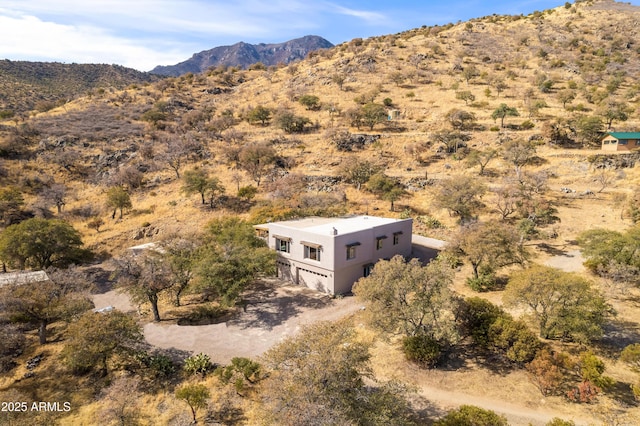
[0,1,331,70]
[0,10,187,70]
[331,4,386,24]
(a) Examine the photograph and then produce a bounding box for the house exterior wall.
[601,135,640,151]
[601,135,620,152]
[263,217,412,294]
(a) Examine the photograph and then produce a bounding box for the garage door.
[296,267,329,293]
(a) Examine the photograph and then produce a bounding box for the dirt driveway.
[93,280,362,364]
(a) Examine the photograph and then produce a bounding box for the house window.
[393,231,403,245]
[304,245,320,261]
[275,238,290,253]
[619,139,628,145]
[346,242,360,260]
[376,236,387,250]
[363,263,374,277]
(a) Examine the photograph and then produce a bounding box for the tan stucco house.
[601,132,640,152]
[255,216,413,295]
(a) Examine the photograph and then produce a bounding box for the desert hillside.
[2,1,640,425]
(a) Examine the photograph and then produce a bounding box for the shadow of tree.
[536,242,570,256]
[605,380,639,407]
[597,319,640,356]
[228,281,333,331]
[83,265,116,294]
[438,342,518,376]
[408,392,448,425]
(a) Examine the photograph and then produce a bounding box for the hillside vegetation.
[0,61,159,116]
[2,0,640,424]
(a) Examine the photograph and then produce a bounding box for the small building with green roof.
[601,132,640,152]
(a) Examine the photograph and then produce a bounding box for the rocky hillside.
[0,60,159,116]
[150,35,334,76]
[1,0,640,251]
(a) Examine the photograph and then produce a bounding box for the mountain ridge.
[150,35,334,76]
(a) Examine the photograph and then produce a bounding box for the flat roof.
[264,216,409,236]
[0,270,49,287]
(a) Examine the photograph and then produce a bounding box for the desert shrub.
[455,297,504,347]
[520,120,535,130]
[527,348,571,396]
[183,353,214,378]
[402,334,442,368]
[466,273,497,292]
[435,405,508,426]
[488,317,540,363]
[566,380,601,403]
[417,215,444,229]
[546,418,575,426]
[579,351,615,389]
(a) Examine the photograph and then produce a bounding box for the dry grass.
[2,1,640,423]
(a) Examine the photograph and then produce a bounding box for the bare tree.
[99,376,142,426]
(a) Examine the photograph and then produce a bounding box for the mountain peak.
[151,35,334,76]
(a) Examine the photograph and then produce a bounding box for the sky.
[1,1,637,72]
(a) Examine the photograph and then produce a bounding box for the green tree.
[573,115,604,146]
[204,177,225,209]
[106,186,132,219]
[599,100,632,129]
[491,103,519,128]
[246,105,271,125]
[577,227,640,284]
[557,89,576,108]
[0,186,25,226]
[354,256,455,343]
[0,218,87,269]
[433,175,486,223]
[175,383,210,424]
[502,139,536,180]
[195,218,275,306]
[448,221,528,285]
[115,251,174,322]
[1,267,93,344]
[61,310,143,375]
[455,297,505,347]
[435,405,508,426]
[274,111,311,133]
[262,320,414,426]
[503,265,612,342]
[446,108,477,130]
[488,316,540,363]
[455,90,475,105]
[466,148,498,175]
[298,94,321,111]
[366,173,407,211]
[339,158,382,190]
[461,65,480,85]
[182,168,210,205]
[360,103,388,130]
[237,185,258,200]
[161,235,200,307]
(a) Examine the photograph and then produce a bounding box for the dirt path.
[543,249,586,273]
[416,385,599,426]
